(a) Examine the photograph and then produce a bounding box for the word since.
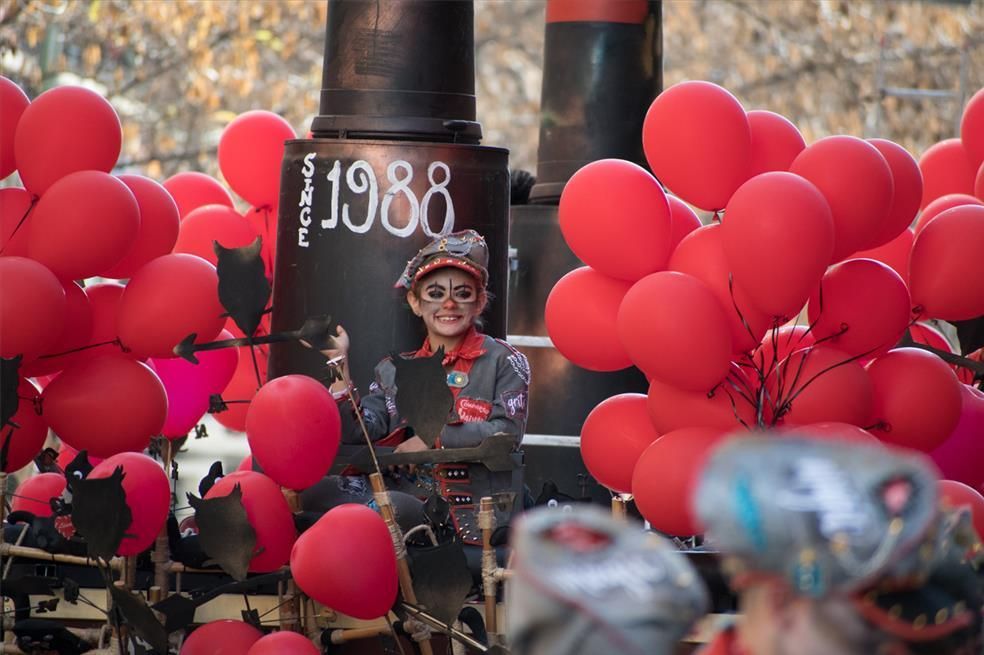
[296,154,456,247]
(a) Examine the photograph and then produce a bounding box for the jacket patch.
[501,390,528,420]
[456,397,492,423]
[506,351,531,386]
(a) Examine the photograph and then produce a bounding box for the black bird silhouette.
[187,485,256,581]
[198,461,224,496]
[67,465,132,561]
[214,236,271,340]
[391,348,454,448]
[1,355,23,428]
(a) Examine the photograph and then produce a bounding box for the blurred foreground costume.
[694,435,983,655]
[506,505,709,655]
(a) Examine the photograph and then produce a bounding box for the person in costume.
[304,229,529,547]
[693,435,983,655]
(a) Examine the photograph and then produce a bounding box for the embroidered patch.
[456,397,492,423]
[384,394,398,416]
[506,351,531,386]
[447,371,469,388]
[501,390,528,420]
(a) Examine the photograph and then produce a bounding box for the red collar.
[700,627,747,655]
[414,326,487,365]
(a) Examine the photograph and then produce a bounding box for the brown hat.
[394,230,489,290]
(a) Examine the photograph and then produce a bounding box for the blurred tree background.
[2,0,982,185]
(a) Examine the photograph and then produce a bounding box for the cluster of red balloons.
[557,80,984,536]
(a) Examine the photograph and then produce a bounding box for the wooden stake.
[478,497,497,635]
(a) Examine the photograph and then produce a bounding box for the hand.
[393,436,428,453]
[301,325,350,360]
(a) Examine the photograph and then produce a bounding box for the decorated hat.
[694,435,941,599]
[506,505,709,655]
[394,229,489,290]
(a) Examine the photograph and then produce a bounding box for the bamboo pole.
[478,497,497,635]
[151,440,173,596]
[611,494,630,521]
[368,472,434,655]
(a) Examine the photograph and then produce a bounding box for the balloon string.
[0,195,38,257]
[727,273,760,355]
[246,341,263,390]
[775,345,878,421]
[720,386,751,431]
[37,338,124,359]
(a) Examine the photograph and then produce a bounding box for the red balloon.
[149,357,211,439]
[850,227,913,285]
[782,422,880,445]
[42,356,167,457]
[919,139,977,209]
[206,471,296,572]
[865,139,923,247]
[938,480,984,541]
[290,504,398,619]
[746,109,805,177]
[643,81,751,211]
[932,384,984,489]
[666,196,702,254]
[0,77,30,180]
[558,159,672,281]
[117,254,226,359]
[56,443,103,473]
[769,346,873,428]
[617,272,732,391]
[867,348,963,452]
[246,375,341,491]
[163,172,234,220]
[545,267,634,371]
[13,85,121,195]
[976,161,984,200]
[668,224,772,354]
[789,136,894,260]
[0,187,34,257]
[247,632,319,655]
[12,473,65,517]
[909,322,954,353]
[89,452,170,556]
[216,346,268,432]
[246,205,278,280]
[174,205,259,266]
[750,325,816,378]
[21,280,93,377]
[722,172,834,319]
[219,111,295,209]
[28,171,140,280]
[632,427,728,536]
[913,193,983,235]
[4,378,48,472]
[77,282,129,364]
[962,88,984,169]
[807,258,910,358]
[101,175,180,279]
[580,394,660,493]
[237,455,253,472]
[0,257,65,360]
[647,366,756,434]
[910,204,984,321]
[180,620,263,655]
[194,330,240,394]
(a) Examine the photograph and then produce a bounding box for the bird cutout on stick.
[152,570,291,634]
[173,314,334,364]
[343,433,519,474]
[952,316,984,356]
[198,461,224,497]
[0,355,22,428]
[187,484,257,581]
[67,465,132,561]
[109,584,169,654]
[406,535,473,626]
[391,347,454,448]
[214,236,270,340]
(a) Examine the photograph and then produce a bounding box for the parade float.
[1,0,984,653]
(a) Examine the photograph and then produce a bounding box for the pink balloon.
[180,620,262,655]
[666,196,702,254]
[149,357,210,439]
[850,227,913,286]
[932,384,984,489]
[246,632,319,655]
[580,394,660,493]
[21,280,93,378]
[545,267,634,371]
[12,473,66,518]
[865,139,923,247]
[197,329,240,394]
[101,175,180,279]
[89,452,170,556]
[913,193,983,235]
[919,139,977,209]
[163,172,234,220]
[617,271,732,392]
[290,504,398,619]
[789,136,894,260]
[0,76,30,180]
[28,171,140,280]
[219,111,295,209]
[746,109,805,177]
[206,471,296,572]
[56,443,103,473]
[174,204,259,266]
[13,85,121,195]
[0,256,65,360]
[0,187,33,257]
[246,375,340,491]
